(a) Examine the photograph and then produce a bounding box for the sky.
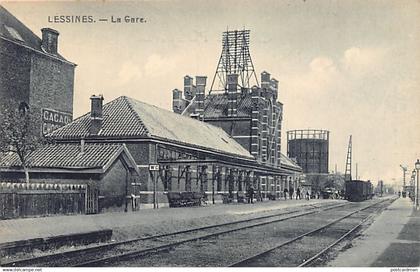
[2,0,420,187]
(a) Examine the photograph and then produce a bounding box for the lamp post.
[412,170,416,203]
[415,159,420,210]
[400,165,407,195]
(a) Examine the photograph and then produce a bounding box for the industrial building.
[286,129,347,197]
[287,129,330,174]
[172,30,301,199]
[0,5,75,136]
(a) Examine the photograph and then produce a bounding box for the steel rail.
[228,198,392,267]
[298,197,397,267]
[2,201,345,267]
[74,202,350,267]
[298,214,372,267]
[74,207,326,266]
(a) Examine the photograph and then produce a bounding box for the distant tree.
[0,103,45,183]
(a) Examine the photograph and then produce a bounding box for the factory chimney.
[90,95,104,135]
[172,88,184,114]
[271,78,279,101]
[261,71,271,98]
[183,75,196,101]
[41,28,59,54]
[227,74,238,117]
[195,76,207,118]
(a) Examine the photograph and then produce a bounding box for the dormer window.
[4,25,24,42]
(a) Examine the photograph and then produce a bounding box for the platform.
[0,198,338,245]
[328,197,420,267]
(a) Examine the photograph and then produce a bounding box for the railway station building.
[0,94,302,212]
[41,95,301,208]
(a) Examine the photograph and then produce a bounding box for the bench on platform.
[236,191,248,203]
[267,192,277,200]
[222,194,234,204]
[166,192,206,207]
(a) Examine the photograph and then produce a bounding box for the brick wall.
[0,38,75,136]
[29,53,75,136]
[0,40,31,113]
[206,119,252,151]
[100,157,130,212]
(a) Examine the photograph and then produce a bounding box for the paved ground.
[0,198,338,244]
[328,197,420,267]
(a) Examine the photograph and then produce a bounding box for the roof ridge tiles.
[121,96,151,137]
[48,95,253,159]
[0,142,126,169]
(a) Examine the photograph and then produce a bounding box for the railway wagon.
[345,180,373,202]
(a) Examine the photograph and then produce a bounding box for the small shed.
[0,142,140,214]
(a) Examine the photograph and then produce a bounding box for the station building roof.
[49,96,254,160]
[0,143,140,174]
[280,153,302,172]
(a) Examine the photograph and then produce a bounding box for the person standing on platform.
[284,188,288,200]
[289,187,294,200]
[247,186,254,204]
[296,187,301,200]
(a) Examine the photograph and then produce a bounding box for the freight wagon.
[345,180,373,202]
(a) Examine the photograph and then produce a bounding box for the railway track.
[228,197,396,267]
[2,201,346,267]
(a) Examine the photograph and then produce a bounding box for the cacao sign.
[42,108,72,135]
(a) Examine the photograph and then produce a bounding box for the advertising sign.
[42,108,72,135]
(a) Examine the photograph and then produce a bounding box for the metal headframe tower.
[344,135,352,182]
[209,29,259,93]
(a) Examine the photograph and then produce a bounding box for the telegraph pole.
[344,135,352,182]
[400,165,407,195]
[356,163,358,180]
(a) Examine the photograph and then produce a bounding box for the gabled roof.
[0,5,70,62]
[49,96,254,160]
[0,143,140,175]
[280,153,302,172]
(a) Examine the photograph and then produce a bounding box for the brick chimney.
[261,71,271,99]
[183,75,196,101]
[227,74,238,117]
[271,78,279,100]
[172,88,184,114]
[195,76,207,118]
[41,28,59,54]
[261,71,271,89]
[90,95,104,135]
